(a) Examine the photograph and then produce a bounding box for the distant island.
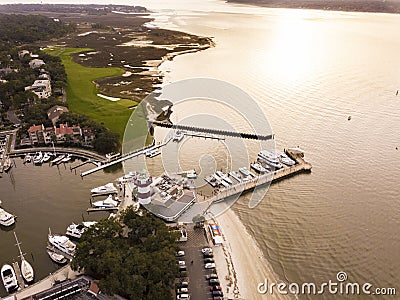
[228,0,400,14]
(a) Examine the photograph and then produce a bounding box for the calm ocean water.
[1,0,400,299]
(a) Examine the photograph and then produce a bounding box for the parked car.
[212,290,223,297]
[179,265,187,272]
[210,285,222,291]
[204,258,214,264]
[177,287,189,294]
[209,279,220,286]
[203,252,214,258]
[176,250,185,257]
[178,260,186,266]
[205,263,216,269]
[179,281,189,288]
[212,297,223,300]
[201,247,213,254]
[206,273,218,280]
[176,294,190,300]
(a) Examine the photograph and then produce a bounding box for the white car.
[177,294,190,299]
[177,250,185,256]
[205,263,216,269]
[178,260,186,266]
[201,247,212,254]
[177,287,189,293]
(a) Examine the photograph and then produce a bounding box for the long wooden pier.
[80,137,171,177]
[206,149,311,206]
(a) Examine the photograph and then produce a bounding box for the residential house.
[82,127,96,144]
[29,59,45,69]
[47,105,69,125]
[25,79,52,99]
[55,123,82,143]
[28,124,45,144]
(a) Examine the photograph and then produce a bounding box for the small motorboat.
[216,171,233,184]
[279,152,296,166]
[61,154,72,163]
[1,264,18,293]
[172,130,184,142]
[42,152,52,163]
[47,249,68,264]
[51,154,65,165]
[24,153,32,164]
[250,163,270,174]
[0,204,15,227]
[33,151,43,165]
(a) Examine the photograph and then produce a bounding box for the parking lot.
[176,225,224,300]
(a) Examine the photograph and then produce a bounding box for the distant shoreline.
[227,0,400,15]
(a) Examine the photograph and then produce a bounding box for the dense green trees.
[0,14,74,44]
[71,208,179,300]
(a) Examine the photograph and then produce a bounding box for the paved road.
[178,226,219,300]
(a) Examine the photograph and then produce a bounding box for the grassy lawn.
[45,47,136,138]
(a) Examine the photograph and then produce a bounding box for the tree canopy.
[71,208,179,300]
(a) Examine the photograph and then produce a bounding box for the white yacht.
[213,174,230,188]
[216,171,233,185]
[61,154,72,163]
[66,221,97,239]
[145,149,161,158]
[239,167,253,177]
[117,171,137,183]
[229,171,242,182]
[258,150,283,169]
[279,152,296,166]
[42,152,52,163]
[92,195,119,208]
[250,163,270,174]
[172,130,184,142]
[1,264,18,293]
[91,183,118,195]
[14,232,34,283]
[51,154,65,165]
[48,229,76,256]
[0,206,15,227]
[47,249,68,264]
[33,151,43,164]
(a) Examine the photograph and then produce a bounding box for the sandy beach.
[214,209,293,300]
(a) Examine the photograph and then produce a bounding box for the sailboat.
[13,232,34,283]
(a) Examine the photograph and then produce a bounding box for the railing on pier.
[153,121,274,141]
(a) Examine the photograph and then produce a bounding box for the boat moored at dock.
[91,183,118,195]
[48,229,76,256]
[172,130,185,142]
[14,232,34,284]
[46,249,68,264]
[66,221,97,239]
[92,195,119,209]
[0,201,15,227]
[1,264,18,293]
[33,152,43,165]
[279,152,296,166]
[250,162,270,174]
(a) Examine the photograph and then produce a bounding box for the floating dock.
[12,261,25,290]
